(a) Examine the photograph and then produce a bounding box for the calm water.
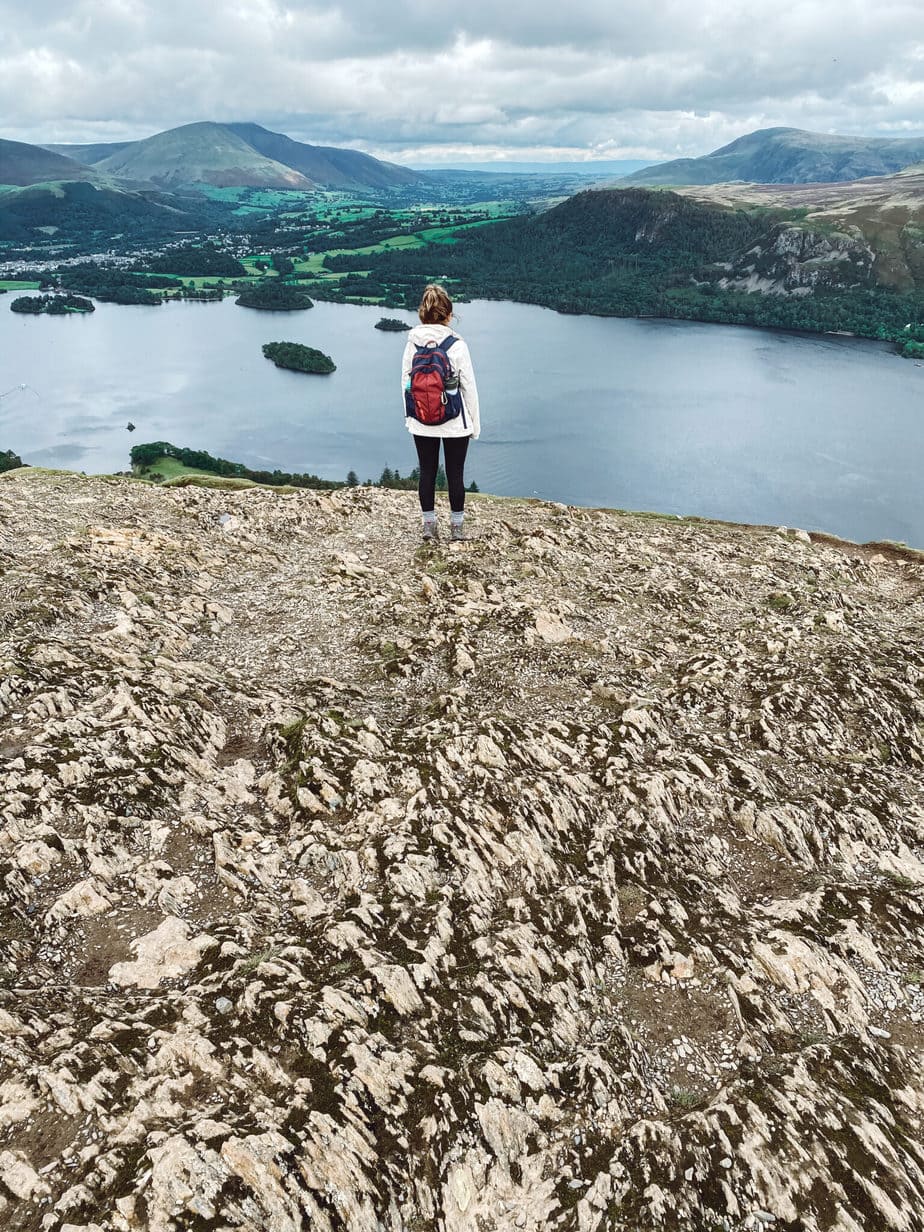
[1,296,922,546]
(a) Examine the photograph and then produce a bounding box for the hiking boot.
[449,523,465,542]
[422,522,439,543]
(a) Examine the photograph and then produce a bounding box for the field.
[0,280,41,290]
[133,455,217,482]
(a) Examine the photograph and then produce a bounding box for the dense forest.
[236,283,314,310]
[56,263,173,304]
[10,293,94,314]
[143,244,247,277]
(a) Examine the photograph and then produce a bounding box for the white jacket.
[402,323,481,440]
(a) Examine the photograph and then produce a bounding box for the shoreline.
[5,464,923,560]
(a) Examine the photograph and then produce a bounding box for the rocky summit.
[1,468,924,1232]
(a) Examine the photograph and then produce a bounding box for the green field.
[241,255,278,275]
[0,280,41,291]
[134,455,216,481]
[292,214,512,279]
[417,218,508,244]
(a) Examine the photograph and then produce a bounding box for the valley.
[1,122,922,358]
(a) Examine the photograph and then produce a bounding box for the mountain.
[621,126,924,186]
[43,122,423,191]
[0,138,97,186]
[2,465,924,1230]
[225,122,422,189]
[92,121,314,189]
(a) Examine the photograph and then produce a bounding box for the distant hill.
[225,123,422,189]
[90,122,313,189]
[43,122,423,191]
[621,127,924,186]
[414,159,653,177]
[0,138,96,187]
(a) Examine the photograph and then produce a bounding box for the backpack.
[405,335,466,427]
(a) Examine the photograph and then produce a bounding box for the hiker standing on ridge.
[402,283,480,542]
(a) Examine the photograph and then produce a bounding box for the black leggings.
[413,434,470,514]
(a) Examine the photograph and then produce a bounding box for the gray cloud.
[1,0,922,162]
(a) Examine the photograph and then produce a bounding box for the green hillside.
[226,123,422,189]
[0,138,95,187]
[94,122,314,189]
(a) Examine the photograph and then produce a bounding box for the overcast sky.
[3,0,923,164]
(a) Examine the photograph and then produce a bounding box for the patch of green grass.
[0,280,41,290]
[417,218,507,243]
[134,273,262,290]
[135,456,216,482]
[194,185,318,209]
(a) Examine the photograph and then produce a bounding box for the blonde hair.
[418,283,453,324]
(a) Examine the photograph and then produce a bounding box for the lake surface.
[1,296,922,547]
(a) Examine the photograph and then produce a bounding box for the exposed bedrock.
[1,471,923,1230]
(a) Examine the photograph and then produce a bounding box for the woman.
[402,283,480,542]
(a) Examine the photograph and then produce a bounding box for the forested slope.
[326,188,924,345]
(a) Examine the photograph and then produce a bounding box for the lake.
[1,295,922,547]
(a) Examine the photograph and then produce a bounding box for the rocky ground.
[1,468,924,1232]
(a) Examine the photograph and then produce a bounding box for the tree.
[346,470,359,486]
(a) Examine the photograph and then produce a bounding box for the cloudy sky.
[3,0,923,164]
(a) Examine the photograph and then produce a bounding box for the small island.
[375,317,411,332]
[236,283,314,311]
[262,341,335,374]
[10,293,95,315]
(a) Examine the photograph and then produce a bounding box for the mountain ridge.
[38,121,423,191]
[621,126,924,186]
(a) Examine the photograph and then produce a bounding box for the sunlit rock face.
[1,468,923,1231]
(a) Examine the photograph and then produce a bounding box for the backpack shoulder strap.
[439,334,458,354]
